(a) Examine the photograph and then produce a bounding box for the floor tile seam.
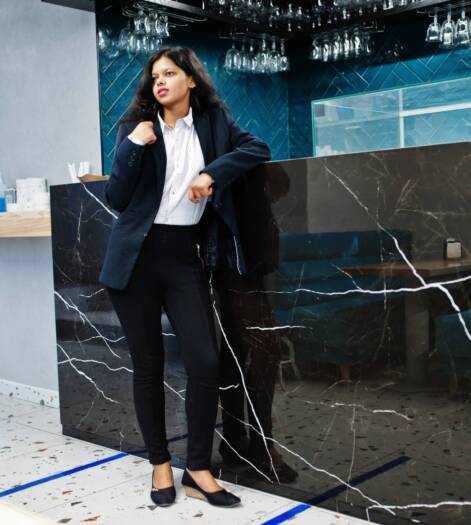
[0,395,56,410]
[0,406,55,421]
[0,446,114,468]
[2,418,62,436]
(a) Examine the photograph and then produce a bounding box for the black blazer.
[98,105,272,290]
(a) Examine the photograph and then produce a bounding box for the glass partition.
[312,76,471,156]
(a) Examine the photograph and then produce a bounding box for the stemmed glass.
[117,20,134,57]
[98,28,120,59]
[279,40,290,71]
[440,9,456,48]
[133,8,146,34]
[240,41,251,72]
[352,27,363,56]
[342,30,352,59]
[310,37,322,60]
[224,38,242,72]
[363,31,374,55]
[455,9,471,45]
[425,11,441,42]
[267,37,281,72]
[256,38,270,73]
[248,40,258,72]
[331,32,343,60]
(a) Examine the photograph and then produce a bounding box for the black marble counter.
[51,142,471,524]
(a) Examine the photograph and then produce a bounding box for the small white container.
[33,191,50,210]
[445,238,462,259]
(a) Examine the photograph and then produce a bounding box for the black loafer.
[182,468,241,507]
[150,470,176,506]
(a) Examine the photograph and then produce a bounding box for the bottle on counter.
[0,173,7,213]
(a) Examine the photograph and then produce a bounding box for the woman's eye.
[152,72,173,81]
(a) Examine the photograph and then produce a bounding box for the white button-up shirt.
[128,106,207,225]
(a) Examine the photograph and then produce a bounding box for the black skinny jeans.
[105,223,220,470]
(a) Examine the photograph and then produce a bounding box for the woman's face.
[151,56,195,108]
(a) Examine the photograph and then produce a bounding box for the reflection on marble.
[50,141,471,524]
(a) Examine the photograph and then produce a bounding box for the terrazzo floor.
[0,392,374,524]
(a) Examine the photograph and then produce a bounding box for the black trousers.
[105,223,220,470]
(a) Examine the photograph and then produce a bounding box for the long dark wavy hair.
[118,46,229,125]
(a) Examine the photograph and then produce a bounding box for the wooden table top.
[341,257,471,278]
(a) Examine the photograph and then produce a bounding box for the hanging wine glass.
[363,31,374,55]
[440,9,456,48]
[133,8,146,34]
[342,30,352,59]
[117,20,133,56]
[257,38,270,73]
[331,31,343,61]
[267,37,281,72]
[247,40,258,72]
[321,33,332,61]
[279,39,290,71]
[224,38,241,72]
[310,36,323,60]
[456,9,471,46]
[98,28,120,59]
[425,10,441,42]
[160,15,170,38]
[98,28,111,53]
[240,40,251,72]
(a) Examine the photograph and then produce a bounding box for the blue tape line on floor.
[0,423,224,497]
[0,452,128,497]
[262,504,311,524]
[261,455,410,524]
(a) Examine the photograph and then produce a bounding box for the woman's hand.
[129,121,157,145]
[188,173,215,203]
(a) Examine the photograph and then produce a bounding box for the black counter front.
[51,142,471,524]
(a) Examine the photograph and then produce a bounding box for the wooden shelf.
[0,210,51,238]
[79,174,109,182]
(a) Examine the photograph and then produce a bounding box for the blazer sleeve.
[199,109,272,194]
[104,122,145,213]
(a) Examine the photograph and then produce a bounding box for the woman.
[98,46,271,508]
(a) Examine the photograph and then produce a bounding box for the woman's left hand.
[188,173,215,203]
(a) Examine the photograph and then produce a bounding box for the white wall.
[0,0,102,404]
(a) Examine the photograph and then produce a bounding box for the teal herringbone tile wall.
[288,19,471,159]
[99,26,289,173]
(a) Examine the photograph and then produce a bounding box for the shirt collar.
[157,106,193,131]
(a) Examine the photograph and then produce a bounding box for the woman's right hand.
[129,121,157,145]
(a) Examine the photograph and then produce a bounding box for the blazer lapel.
[149,108,214,193]
[151,118,166,185]
[193,111,214,166]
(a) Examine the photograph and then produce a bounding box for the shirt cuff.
[127,134,146,146]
